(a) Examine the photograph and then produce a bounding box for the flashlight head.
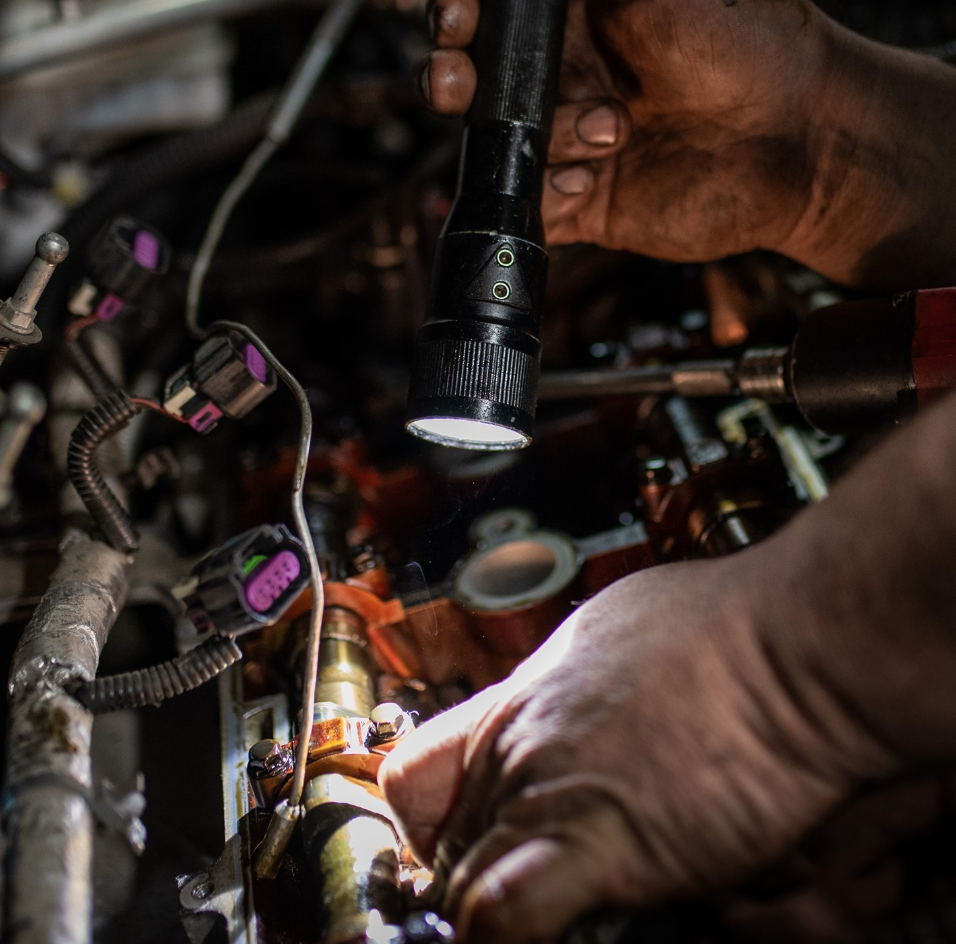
[406,122,551,451]
[406,315,540,451]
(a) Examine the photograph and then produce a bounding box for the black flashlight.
[405,0,570,450]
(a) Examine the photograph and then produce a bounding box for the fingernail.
[419,58,432,104]
[576,104,619,147]
[550,165,593,196]
[427,0,441,38]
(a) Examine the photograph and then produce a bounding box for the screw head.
[496,247,515,267]
[369,702,406,739]
[249,738,280,764]
[643,456,672,486]
[35,232,69,265]
[492,281,511,300]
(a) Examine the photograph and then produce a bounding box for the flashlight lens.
[406,417,530,451]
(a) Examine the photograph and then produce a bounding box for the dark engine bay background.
[0,1,954,943]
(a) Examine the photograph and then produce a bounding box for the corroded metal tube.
[303,800,402,944]
[4,531,132,944]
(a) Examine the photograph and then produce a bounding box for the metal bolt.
[643,456,672,487]
[369,702,405,740]
[7,233,69,328]
[191,879,214,901]
[249,738,281,764]
[496,247,514,267]
[492,281,511,300]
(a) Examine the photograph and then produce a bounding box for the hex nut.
[369,702,405,739]
[249,738,281,764]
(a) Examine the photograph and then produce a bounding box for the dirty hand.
[380,557,895,943]
[421,0,837,261]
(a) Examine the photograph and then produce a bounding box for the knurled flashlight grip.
[406,0,570,449]
[470,0,567,127]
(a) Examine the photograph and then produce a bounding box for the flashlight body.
[406,0,569,448]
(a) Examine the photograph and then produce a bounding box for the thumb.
[379,682,508,863]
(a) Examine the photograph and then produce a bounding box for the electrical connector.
[162,332,277,433]
[174,524,310,637]
[68,216,169,323]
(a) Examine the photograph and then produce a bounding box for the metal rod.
[4,531,132,944]
[0,0,287,83]
[537,360,738,401]
[0,383,47,508]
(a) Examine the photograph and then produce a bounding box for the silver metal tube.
[9,236,69,321]
[0,0,286,83]
[537,360,737,401]
[5,531,133,944]
[736,347,790,402]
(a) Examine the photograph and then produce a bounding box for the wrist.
[780,23,956,289]
[745,396,956,776]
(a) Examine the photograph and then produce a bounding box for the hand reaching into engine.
[420,0,956,289]
[381,390,956,942]
[381,557,897,943]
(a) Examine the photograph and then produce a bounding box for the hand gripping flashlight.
[405,0,570,450]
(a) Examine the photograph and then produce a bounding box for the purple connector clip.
[243,344,268,384]
[244,550,302,614]
[133,229,162,270]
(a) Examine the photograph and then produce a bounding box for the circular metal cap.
[36,232,69,265]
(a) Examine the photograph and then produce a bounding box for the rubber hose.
[67,390,141,552]
[65,334,118,400]
[42,92,275,331]
[74,635,243,713]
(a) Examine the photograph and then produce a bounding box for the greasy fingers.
[428,0,479,48]
[419,49,476,115]
[549,100,630,163]
[549,165,594,197]
[542,164,603,246]
[452,817,634,944]
[380,684,506,863]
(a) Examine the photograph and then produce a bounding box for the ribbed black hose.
[73,635,243,713]
[65,334,118,400]
[67,391,141,552]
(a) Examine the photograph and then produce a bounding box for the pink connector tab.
[95,293,125,322]
[187,402,223,433]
